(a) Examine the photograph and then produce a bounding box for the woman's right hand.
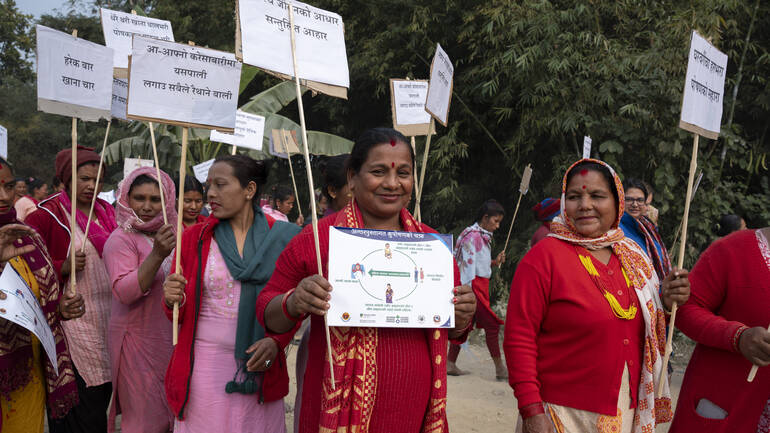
[163,273,187,308]
[61,250,86,276]
[288,274,332,317]
[739,327,770,367]
[522,414,554,433]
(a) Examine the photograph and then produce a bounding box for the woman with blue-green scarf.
[162,155,300,433]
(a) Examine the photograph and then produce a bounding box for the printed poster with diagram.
[327,227,455,328]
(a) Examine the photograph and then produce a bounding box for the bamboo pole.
[410,136,420,217]
[288,2,335,387]
[231,145,237,155]
[281,133,303,217]
[502,164,532,253]
[82,120,111,253]
[149,122,168,224]
[68,29,78,296]
[502,194,523,253]
[659,133,699,393]
[172,128,189,345]
[415,119,434,223]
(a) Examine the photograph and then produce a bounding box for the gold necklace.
[576,248,637,320]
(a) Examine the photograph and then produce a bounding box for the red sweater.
[256,214,464,433]
[504,237,644,416]
[163,215,293,420]
[669,230,770,433]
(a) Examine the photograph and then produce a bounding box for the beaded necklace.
[575,246,637,320]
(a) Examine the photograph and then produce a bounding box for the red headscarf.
[54,146,101,186]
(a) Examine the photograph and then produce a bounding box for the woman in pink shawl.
[103,167,177,433]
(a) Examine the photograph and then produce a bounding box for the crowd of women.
[0,127,767,433]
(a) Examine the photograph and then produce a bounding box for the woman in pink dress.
[103,167,177,433]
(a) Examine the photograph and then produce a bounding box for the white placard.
[0,125,7,160]
[36,25,114,122]
[393,80,430,125]
[97,190,116,205]
[424,44,454,127]
[327,227,455,328]
[519,165,533,195]
[123,158,154,178]
[100,8,174,69]
[582,136,592,159]
[0,264,58,375]
[127,37,242,130]
[680,31,728,139]
[193,159,215,183]
[238,0,349,88]
[210,110,265,151]
[111,78,128,120]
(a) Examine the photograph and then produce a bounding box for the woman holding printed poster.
[162,155,300,433]
[257,128,476,433]
[0,157,83,433]
[504,159,690,433]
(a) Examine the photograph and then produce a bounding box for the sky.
[17,0,77,18]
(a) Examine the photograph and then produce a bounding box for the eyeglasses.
[626,198,646,205]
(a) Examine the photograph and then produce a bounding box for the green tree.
[0,0,34,83]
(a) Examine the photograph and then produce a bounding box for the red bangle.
[520,402,545,419]
[281,289,306,322]
[733,325,750,353]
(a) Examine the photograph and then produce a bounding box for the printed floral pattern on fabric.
[454,223,492,285]
[757,399,770,433]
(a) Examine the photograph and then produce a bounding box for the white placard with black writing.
[127,37,242,130]
[0,265,59,375]
[0,125,7,160]
[36,25,113,121]
[680,31,728,139]
[193,159,215,183]
[424,44,454,127]
[210,110,266,151]
[238,0,349,88]
[111,78,128,120]
[392,80,430,125]
[582,136,592,159]
[100,8,174,69]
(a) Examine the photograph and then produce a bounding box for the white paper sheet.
[425,44,454,126]
[327,227,455,328]
[100,8,174,69]
[392,80,431,126]
[680,31,728,136]
[111,78,128,120]
[192,159,215,183]
[582,136,592,159]
[36,25,113,122]
[123,158,154,178]
[127,37,242,130]
[210,110,265,150]
[0,264,59,375]
[97,190,116,205]
[239,0,349,88]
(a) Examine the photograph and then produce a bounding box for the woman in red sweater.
[162,155,300,433]
[669,228,770,433]
[504,159,690,433]
[256,127,476,433]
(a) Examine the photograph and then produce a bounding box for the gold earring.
[346,192,352,198]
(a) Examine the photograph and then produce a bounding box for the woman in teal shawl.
[162,155,300,433]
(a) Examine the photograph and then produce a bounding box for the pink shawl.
[116,167,177,234]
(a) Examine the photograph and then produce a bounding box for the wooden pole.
[149,122,168,224]
[747,323,770,382]
[658,133,699,393]
[502,194,523,253]
[415,119,434,223]
[172,128,189,345]
[231,145,237,155]
[288,3,335,387]
[410,136,420,219]
[68,29,78,296]
[82,120,111,254]
[281,133,303,218]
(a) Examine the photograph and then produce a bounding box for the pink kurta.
[62,221,112,387]
[104,229,174,433]
[173,242,285,433]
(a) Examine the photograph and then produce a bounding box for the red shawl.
[319,201,451,433]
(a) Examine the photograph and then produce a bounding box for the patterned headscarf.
[115,166,177,234]
[548,158,673,431]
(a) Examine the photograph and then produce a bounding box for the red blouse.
[669,230,770,433]
[504,237,644,416]
[256,214,462,433]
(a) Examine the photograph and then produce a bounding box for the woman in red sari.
[257,127,476,433]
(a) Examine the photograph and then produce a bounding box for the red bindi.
[391,162,395,168]
[579,169,589,176]
[582,185,586,189]
[390,139,396,146]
